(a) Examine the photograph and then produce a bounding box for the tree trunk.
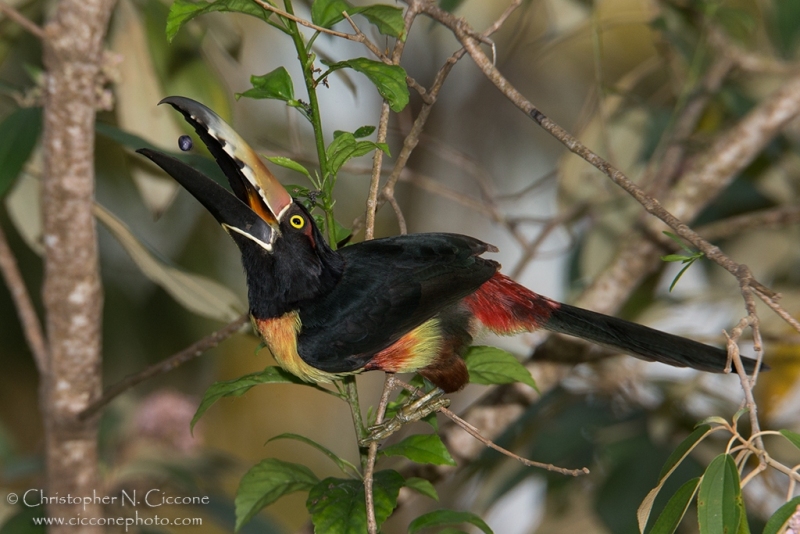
[41,0,115,530]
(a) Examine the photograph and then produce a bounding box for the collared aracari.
[136,96,759,394]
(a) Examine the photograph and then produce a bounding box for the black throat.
[234,210,345,320]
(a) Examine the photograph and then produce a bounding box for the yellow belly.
[253,312,351,384]
[252,313,443,383]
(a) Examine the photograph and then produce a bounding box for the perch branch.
[395,379,589,477]
[78,313,248,420]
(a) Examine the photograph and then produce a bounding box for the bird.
[137,96,760,396]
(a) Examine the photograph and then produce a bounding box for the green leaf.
[762,496,800,534]
[94,204,245,322]
[237,67,295,102]
[266,433,360,478]
[737,493,751,534]
[698,416,730,427]
[191,367,336,431]
[647,478,700,534]
[660,425,713,480]
[732,407,749,424]
[408,510,493,534]
[332,218,352,245]
[325,132,388,176]
[265,156,312,180]
[311,0,351,28]
[167,0,281,42]
[663,231,695,254]
[353,125,376,138]
[307,470,404,534]
[354,5,405,38]
[779,429,800,451]
[639,426,713,532]
[0,107,41,198]
[697,454,742,534]
[235,458,319,531]
[464,346,538,391]
[661,254,693,262]
[668,260,698,292]
[422,411,439,431]
[380,434,456,466]
[332,58,408,112]
[403,477,439,501]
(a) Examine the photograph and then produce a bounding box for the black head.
[137,97,343,319]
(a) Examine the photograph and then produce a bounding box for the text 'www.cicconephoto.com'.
[6,488,208,531]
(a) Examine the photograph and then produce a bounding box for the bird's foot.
[360,389,450,445]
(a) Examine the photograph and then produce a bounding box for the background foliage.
[1,0,800,532]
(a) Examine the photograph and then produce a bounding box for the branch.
[414,0,800,336]
[364,374,396,534]
[363,2,420,239]
[0,2,46,39]
[78,313,248,421]
[252,0,387,61]
[352,0,522,237]
[695,205,800,242]
[394,380,588,477]
[0,223,48,372]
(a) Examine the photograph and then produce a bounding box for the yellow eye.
[289,215,305,229]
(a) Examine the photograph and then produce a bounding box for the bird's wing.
[296,233,499,372]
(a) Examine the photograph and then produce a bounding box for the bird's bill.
[158,96,293,227]
[136,148,276,251]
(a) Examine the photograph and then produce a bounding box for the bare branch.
[364,374,396,534]
[394,379,589,476]
[366,101,391,240]
[696,205,800,241]
[410,0,800,338]
[0,223,48,372]
[0,2,46,39]
[252,0,387,61]
[78,314,249,421]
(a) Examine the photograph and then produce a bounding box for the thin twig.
[361,7,421,526]
[0,2,46,39]
[252,0,387,61]
[439,406,588,476]
[364,374,397,534]
[754,288,800,334]
[365,101,391,240]
[695,205,800,242]
[78,313,248,420]
[394,379,589,477]
[341,11,387,63]
[0,223,48,373]
[415,0,800,335]
[351,0,523,238]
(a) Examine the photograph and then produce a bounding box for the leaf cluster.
[638,419,800,534]
[191,344,537,531]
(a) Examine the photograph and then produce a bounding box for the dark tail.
[543,302,761,374]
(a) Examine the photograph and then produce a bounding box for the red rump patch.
[366,331,419,373]
[463,273,560,335]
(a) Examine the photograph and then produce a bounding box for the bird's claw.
[360,389,450,445]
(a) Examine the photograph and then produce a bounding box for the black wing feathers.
[296,233,498,372]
